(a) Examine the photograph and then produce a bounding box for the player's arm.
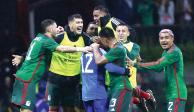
[134,51,179,72]
[105,63,130,77]
[56,45,92,53]
[91,43,108,64]
[44,36,92,53]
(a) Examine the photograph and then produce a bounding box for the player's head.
[68,14,83,34]
[41,19,59,37]
[93,5,110,25]
[159,29,174,50]
[99,27,115,48]
[86,21,98,37]
[116,23,130,43]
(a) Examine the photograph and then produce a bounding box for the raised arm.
[105,63,130,77]
[56,45,92,53]
[91,43,108,65]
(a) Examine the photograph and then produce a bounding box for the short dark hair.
[68,14,82,24]
[117,23,132,31]
[41,19,56,33]
[87,21,97,26]
[94,5,110,16]
[117,23,136,40]
[99,27,115,39]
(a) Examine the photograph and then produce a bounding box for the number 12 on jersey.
[81,53,94,74]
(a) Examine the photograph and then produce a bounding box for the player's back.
[81,50,107,101]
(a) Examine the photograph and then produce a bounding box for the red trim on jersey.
[116,89,127,112]
[45,82,49,100]
[174,98,180,112]
[173,64,180,98]
[15,54,45,83]
[20,82,29,105]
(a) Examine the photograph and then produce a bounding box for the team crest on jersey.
[25,101,31,106]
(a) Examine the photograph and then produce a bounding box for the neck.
[44,32,53,38]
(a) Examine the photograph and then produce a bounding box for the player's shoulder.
[55,32,66,43]
[133,42,140,49]
[168,45,181,54]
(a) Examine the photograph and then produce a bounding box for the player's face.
[99,37,109,48]
[159,32,174,50]
[69,18,83,34]
[93,10,106,25]
[86,23,98,36]
[47,23,59,37]
[116,25,130,43]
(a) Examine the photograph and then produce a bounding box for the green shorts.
[11,79,36,110]
[47,72,80,107]
[108,88,132,112]
[167,98,186,112]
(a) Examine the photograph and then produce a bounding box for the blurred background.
[0,0,193,112]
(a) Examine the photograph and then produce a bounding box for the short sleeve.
[105,47,125,62]
[43,38,59,52]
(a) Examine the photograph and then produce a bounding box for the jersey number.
[168,101,173,111]
[26,42,35,60]
[81,53,94,73]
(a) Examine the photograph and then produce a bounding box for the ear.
[127,31,130,37]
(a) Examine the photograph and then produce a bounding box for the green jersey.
[105,42,132,90]
[136,45,187,100]
[124,42,140,60]
[15,33,58,82]
[124,41,140,88]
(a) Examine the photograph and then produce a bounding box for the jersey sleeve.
[136,50,179,72]
[105,63,126,74]
[43,38,59,52]
[105,47,125,62]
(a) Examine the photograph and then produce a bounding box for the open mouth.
[161,43,168,46]
[77,27,82,32]
[161,43,169,48]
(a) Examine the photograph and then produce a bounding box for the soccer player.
[128,29,187,112]
[47,14,91,112]
[86,21,98,37]
[11,19,90,112]
[81,24,131,112]
[93,5,124,37]
[91,27,133,112]
[116,23,156,111]
[93,5,126,92]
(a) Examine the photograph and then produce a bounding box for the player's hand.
[92,36,100,43]
[90,43,100,49]
[126,57,135,67]
[57,26,64,33]
[12,55,23,66]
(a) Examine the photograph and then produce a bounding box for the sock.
[135,88,150,100]
[132,97,140,104]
